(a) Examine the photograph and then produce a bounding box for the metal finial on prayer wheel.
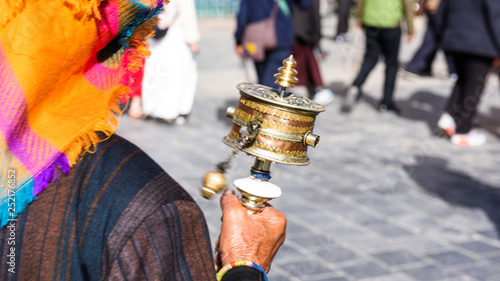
[274,55,298,89]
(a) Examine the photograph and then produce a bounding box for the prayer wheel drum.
[223,82,324,165]
[201,56,326,208]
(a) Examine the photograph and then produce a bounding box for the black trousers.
[336,0,352,36]
[353,26,401,105]
[254,47,292,89]
[406,13,455,75]
[445,52,492,134]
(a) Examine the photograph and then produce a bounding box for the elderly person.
[0,1,286,280]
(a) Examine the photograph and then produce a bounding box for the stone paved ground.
[117,15,500,281]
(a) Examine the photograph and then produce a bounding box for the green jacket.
[355,0,415,35]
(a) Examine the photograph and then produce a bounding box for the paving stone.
[273,244,309,263]
[398,237,446,253]
[489,255,500,264]
[340,261,391,279]
[345,237,401,254]
[277,259,334,279]
[288,234,337,249]
[320,224,365,238]
[403,265,454,280]
[313,245,361,263]
[457,241,500,254]
[373,250,422,266]
[355,197,411,217]
[478,229,500,240]
[311,276,349,281]
[360,273,415,281]
[460,265,500,280]
[427,251,477,266]
[365,221,413,237]
[265,272,292,281]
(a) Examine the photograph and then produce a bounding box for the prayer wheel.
[202,56,325,210]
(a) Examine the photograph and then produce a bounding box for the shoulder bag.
[242,3,279,62]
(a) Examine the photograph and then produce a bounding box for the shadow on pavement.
[396,91,446,133]
[398,91,500,139]
[325,81,348,97]
[479,106,500,138]
[404,156,500,240]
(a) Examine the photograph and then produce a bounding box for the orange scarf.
[0,0,163,227]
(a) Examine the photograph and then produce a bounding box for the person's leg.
[342,26,381,111]
[444,53,465,115]
[446,53,491,134]
[405,25,436,75]
[352,26,382,89]
[254,61,266,86]
[258,47,292,89]
[303,44,323,90]
[336,0,352,37]
[444,51,457,76]
[380,27,401,107]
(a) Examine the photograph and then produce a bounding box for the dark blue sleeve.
[433,0,448,42]
[485,0,500,55]
[235,0,250,45]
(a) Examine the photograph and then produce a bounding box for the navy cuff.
[221,266,266,281]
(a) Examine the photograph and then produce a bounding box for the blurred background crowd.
[125,0,500,147]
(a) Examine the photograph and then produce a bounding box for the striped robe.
[0,135,216,280]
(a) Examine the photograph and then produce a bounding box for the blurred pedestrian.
[142,0,200,125]
[342,0,415,115]
[235,0,310,89]
[292,0,334,105]
[435,0,500,146]
[403,0,456,80]
[333,0,353,43]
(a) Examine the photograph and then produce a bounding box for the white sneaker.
[451,130,486,146]
[437,112,456,136]
[313,89,334,105]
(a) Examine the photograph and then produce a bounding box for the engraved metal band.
[240,99,315,123]
[235,108,313,134]
[232,115,306,143]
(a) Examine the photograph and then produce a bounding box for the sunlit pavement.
[117,15,500,281]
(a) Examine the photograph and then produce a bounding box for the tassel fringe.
[120,16,159,100]
[62,84,125,166]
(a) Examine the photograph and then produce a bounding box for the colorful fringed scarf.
[0,0,163,227]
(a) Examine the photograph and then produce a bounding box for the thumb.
[220,189,242,212]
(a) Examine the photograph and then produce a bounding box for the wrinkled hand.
[215,189,286,273]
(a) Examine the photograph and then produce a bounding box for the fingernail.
[223,189,235,195]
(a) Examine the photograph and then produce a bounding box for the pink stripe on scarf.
[85,0,122,90]
[0,45,64,180]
